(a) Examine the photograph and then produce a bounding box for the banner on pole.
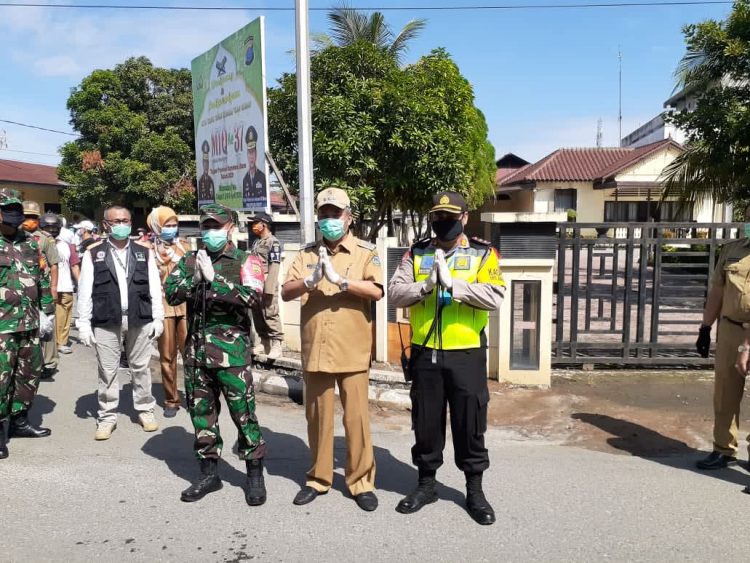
[191,17,269,212]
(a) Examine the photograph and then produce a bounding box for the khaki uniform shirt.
[251,234,281,296]
[285,233,383,373]
[152,238,188,318]
[712,238,750,322]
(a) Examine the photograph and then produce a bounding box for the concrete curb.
[150,347,412,411]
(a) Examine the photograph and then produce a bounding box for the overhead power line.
[0,2,735,12]
[0,119,78,137]
[0,148,60,157]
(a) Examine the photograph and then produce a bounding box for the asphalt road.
[1,343,749,562]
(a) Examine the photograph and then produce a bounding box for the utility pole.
[618,48,623,147]
[295,0,315,243]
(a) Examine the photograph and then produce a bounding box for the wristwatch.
[339,278,349,292]
[738,344,750,353]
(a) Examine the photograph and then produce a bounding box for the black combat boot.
[180,458,223,502]
[9,412,51,438]
[0,419,9,459]
[465,472,495,525]
[396,469,439,514]
[245,459,267,506]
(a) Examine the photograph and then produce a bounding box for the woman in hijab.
[147,206,189,418]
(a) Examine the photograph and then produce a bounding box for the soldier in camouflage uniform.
[0,189,53,459]
[165,203,267,505]
[21,200,58,378]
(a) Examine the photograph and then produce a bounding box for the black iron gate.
[554,222,741,366]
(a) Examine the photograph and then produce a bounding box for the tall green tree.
[58,56,196,215]
[313,3,426,64]
[267,43,495,240]
[662,0,750,207]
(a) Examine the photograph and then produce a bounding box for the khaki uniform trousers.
[304,370,376,496]
[55,292,75,347]
[251,293,284,342]
[157,315,187,409]
[713,319,750,456]
[43,330,58,370]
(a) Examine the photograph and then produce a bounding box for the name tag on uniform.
[419,255,434,275]
[135,252,146,262]
[454,256,470,270]
[306,263,317,270]
[95,251,106,262]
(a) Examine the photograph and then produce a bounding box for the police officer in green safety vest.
[388,191,506,525]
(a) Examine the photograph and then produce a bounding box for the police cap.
[245,126,258,150]
[430,191,468,214]
[23,200,42,217]
[201,140,210,155]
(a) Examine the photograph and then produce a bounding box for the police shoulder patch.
[303,241,318,250]
[269,241,282,263]
[470,236,491,247]
[357,239,376,251]
[411,237,432,250]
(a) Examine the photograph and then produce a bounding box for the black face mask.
[431,219,463,241]
[1,209,25,229]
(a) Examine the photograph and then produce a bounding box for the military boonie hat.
[316,187,350,210]
[245,126,258,150]
[0,188,23,207]
[199,203,233,225]
[430,191,467,214]
[201,140,210,155]
[252,211,273,225]
[23,200,42,216]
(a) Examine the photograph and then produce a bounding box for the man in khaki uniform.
[250,212,284,359]
[696,205,750,470]
[22,201,59,378]
[282,187,383,512]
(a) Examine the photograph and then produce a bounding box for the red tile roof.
[500,139,680,186]
[0,158,66,187]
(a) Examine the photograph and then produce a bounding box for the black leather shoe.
[181,459,223,502]
[9,414,51,438]
[396,482,438,514]
[40,367,56,380]
[466,490,496,525]
[0,420,8,459]
[245,459,267,506]
[696,451,738,470]
[163,407,179,418]
[293,486,325,506]
[354,491,378,512]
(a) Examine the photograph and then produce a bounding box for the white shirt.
[56,240,76,293]
[77,241,164,328]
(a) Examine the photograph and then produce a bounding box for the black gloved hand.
[696,325,711,358]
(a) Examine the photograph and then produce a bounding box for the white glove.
[321,248,342,285]
[420,262,438,295]
[149,319,164,341]
[39,312,53,338]
[303,248,325,289]
[195,249,215,283]
[78,323,97,347]
[434,249,453,290]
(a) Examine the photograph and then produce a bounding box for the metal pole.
[295,0,315,244]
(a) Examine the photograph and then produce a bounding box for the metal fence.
[554,222,742,366]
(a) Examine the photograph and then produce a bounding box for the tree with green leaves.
[268,42,495,241]
[313,3,426,65]
[58,56,196,216]
[662,0,750,208]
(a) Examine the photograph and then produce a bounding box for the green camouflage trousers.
[0,331,42,419]
[185,363,266,461]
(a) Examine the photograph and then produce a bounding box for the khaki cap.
[23,200,42,216]
[316,187,350,210]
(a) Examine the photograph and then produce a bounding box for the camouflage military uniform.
[165,242,265,461]
[0,204,50,420]
[26,227,57,373]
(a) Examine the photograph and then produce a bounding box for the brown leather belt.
[722,316,750,329]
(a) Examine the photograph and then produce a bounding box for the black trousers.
[409,345,490,474]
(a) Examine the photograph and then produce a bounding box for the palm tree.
[313,4,426,64]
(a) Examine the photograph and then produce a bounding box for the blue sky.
[0,1,733,167]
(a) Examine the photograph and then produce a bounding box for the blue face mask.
[160,226,178,241]
[110,224,131,240]
[202,228,228,252]
[318,218,346,241]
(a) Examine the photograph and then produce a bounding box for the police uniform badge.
[419,255,434,275]
[269,241,281,264]
[95,251,106,262]
[372,255,381,267]
[135,252,146,262]
[454,256,470,270]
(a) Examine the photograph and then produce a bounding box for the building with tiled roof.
[0,158,66,214]
[481,139,728,226]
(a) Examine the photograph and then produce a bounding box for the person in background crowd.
[22,202,58,379]
[54,226,81,354]
[147,206,188,418]
[0,189,54,459]
[75,220,99,254]
[76,205,164,441]
[249,212,284,360]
